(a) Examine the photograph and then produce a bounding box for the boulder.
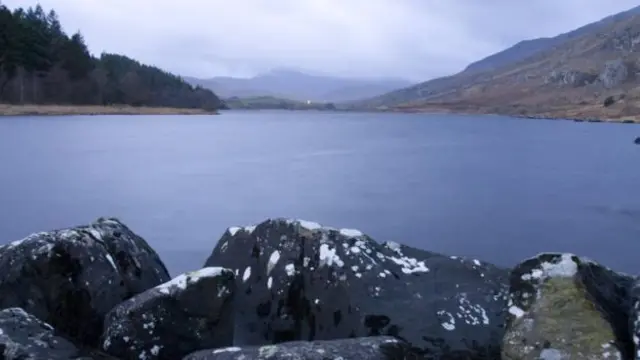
[502,253,635,360]
[203,218,509,358]
[630,280,640,360]
[101,267,236,360]
[0,217,171,347]
[0,307,81,360]
[183,336,418,360]
[0,307,118,360]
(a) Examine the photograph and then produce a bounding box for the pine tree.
[0,3,224,109]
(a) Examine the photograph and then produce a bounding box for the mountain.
[355,5,640,122]
[464,5,640,73]
[185,69,413,103]
[0,4,224,111]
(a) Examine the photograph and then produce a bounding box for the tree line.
[0,3,225,110]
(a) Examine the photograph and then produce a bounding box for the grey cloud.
[3,0,639,81]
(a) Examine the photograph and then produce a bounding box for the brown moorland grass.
[0,104,219,116]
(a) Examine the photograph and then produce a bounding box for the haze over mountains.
[185,69,413,103]
[353,5,640,121]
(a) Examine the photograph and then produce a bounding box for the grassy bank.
[0,104,219,116]
[379,105,640,124]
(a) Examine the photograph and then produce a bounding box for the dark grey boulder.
[101,267,236,360]
[0,307,81,360]
[183,336,419,360]
[0,307,118,360]
[502,253,634,360]
[203,218,509,358]
[0,217,170,347]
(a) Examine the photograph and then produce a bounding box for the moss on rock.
[503,269,622,359]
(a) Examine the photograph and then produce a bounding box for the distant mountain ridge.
[464,5,640,73]
[353,4,640,122]
[185,69,413,103]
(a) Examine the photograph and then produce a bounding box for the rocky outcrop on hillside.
[600,59,631,88]
[0,218,639,359]
[544,69,598,87]
[544,59,632,89]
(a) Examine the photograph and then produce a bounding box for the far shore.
[376,106,640,124]
[0,104,219,116]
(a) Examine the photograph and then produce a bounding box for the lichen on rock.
[502,253,632,360]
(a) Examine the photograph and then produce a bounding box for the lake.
[0,110,639,276]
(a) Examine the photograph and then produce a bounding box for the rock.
[101,267,236,360]
[634,136,640,144]
[604,27,640,52]
[502,253,635,360]
[0,217,171,347]
[203,218,509,358]
[629,279,640,360]
[600,59,629,89]
[545,69,597,87]
[0,307,81,360]
[183,336,418,360]
[0,307,119,360]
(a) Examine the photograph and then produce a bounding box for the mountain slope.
[464,5,640,73]
[356,6,640,121]
[186,69,413,103]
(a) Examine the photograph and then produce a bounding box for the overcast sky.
[3,0,640,81]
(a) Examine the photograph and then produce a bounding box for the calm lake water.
[0,110,639,276]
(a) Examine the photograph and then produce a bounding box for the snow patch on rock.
[286,219,323,231]
[319,244,344,267]
[228,227,241,236]
[213,347,241,354]
[156,267,228,295]
[267,250,281,274]
[285,263,296,276]
[105,254,118,271]
[339,228,363,238]
[242,266,251,282]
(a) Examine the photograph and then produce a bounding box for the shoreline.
[5,103,639,124]
[373,106,640,124]
[0,104,219,116]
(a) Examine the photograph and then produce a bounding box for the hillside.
[464,5,640,73]
[0,4,225,111]
[186,69,412,103]
[355,5,640,122]
[224,96,337,111]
